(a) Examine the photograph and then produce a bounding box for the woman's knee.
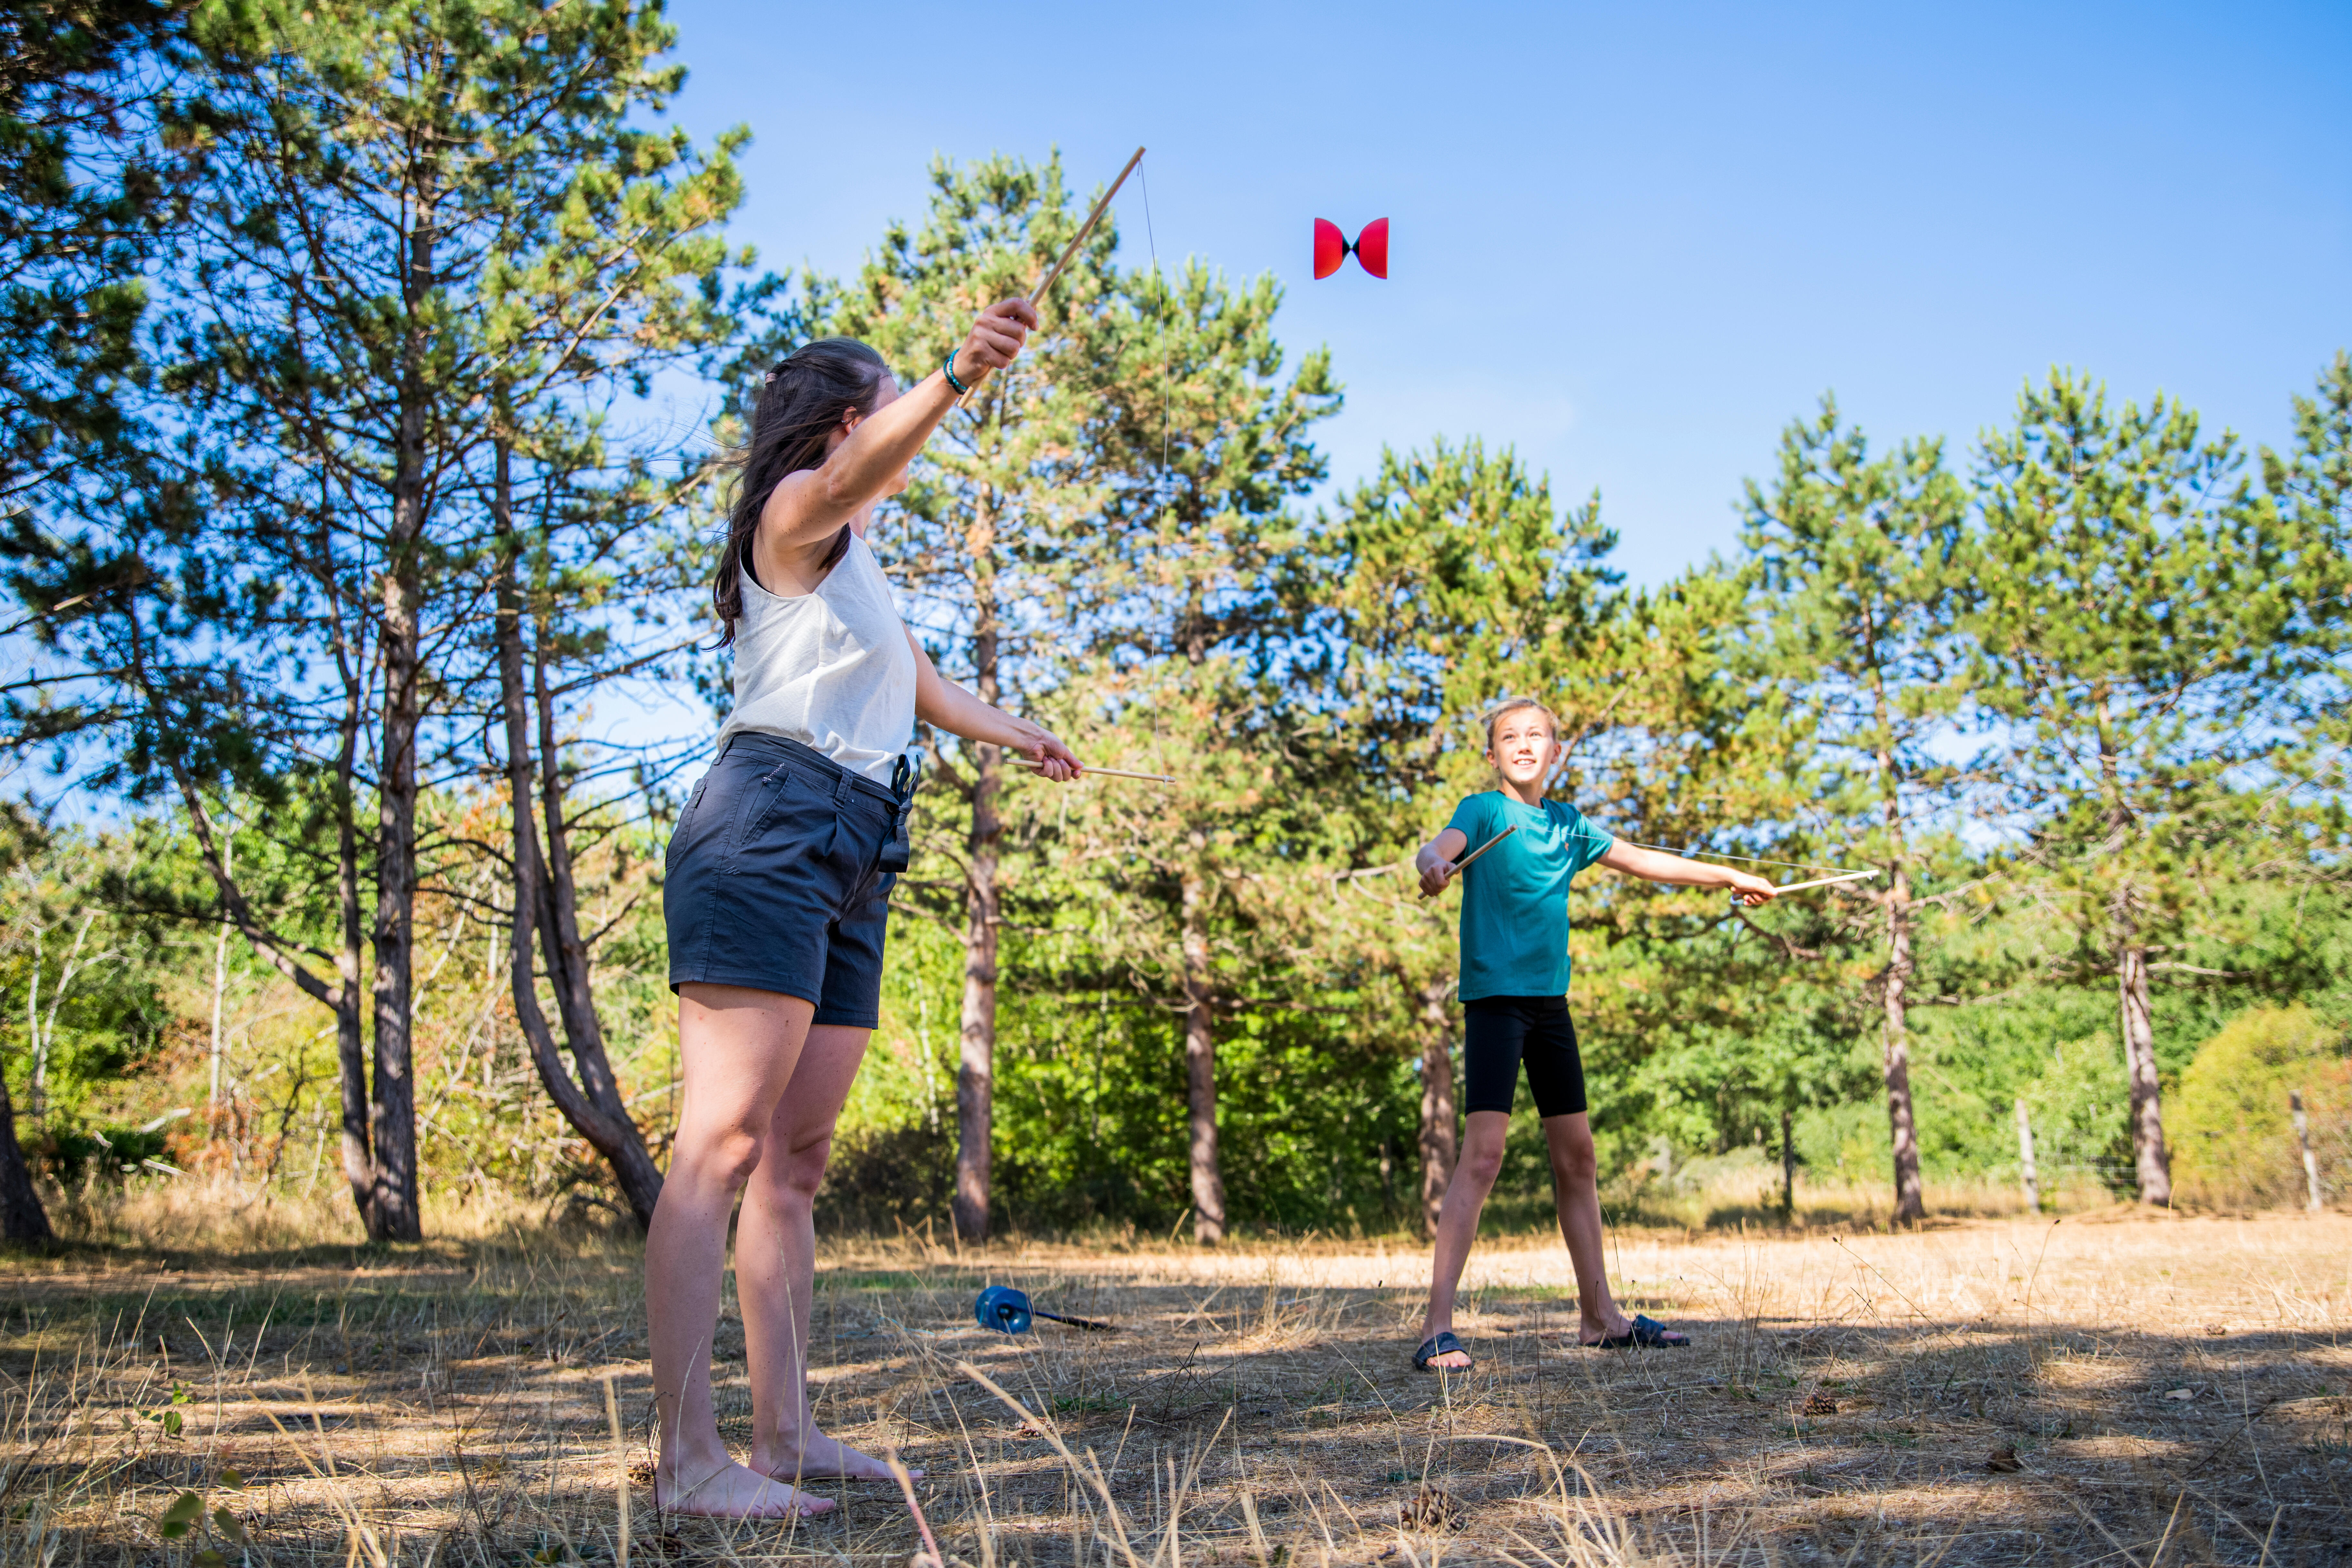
[752,1131,834,1204]
[677,1123,768,1192]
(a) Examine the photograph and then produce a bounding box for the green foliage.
[2171,1007,2350,1206]
[0,0,2341,1235]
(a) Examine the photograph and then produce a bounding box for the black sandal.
[1585,1314,1688,1349]
[1413,1330,1472,1371]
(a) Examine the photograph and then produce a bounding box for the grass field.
[3,1192,2349,1567]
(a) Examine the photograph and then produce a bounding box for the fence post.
[2015,1098,2039,1214]
[1780,1107,1795,1219]
[2290,1090,2321,1213]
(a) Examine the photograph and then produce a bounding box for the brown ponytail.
[713,336,890,646]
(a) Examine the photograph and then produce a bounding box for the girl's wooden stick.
[1729,868,1881,904]
[883,1446,942,1568]
[1420,823,1516,900]
[1768,868,1881,895]
[1011,758,1172,784]
[957,145,1146,409]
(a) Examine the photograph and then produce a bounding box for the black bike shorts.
[1461,995,1587,1119]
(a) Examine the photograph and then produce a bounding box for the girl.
[1410,699,1776,1369]
[650,300,1084,1517]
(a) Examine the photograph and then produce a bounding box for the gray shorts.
[664,733,902,1028]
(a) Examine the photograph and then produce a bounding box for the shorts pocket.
[722,765,800,873]
[665,773,712,874]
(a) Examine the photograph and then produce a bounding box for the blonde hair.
[1482,697,1560,750]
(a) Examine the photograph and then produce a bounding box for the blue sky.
[656,0,2351,588]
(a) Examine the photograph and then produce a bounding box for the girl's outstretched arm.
[1596,842,1779,907]
[907,631,1082,782]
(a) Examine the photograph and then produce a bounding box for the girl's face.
[1486,708,1560,788]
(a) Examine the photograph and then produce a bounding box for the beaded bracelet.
[941,349,969,394]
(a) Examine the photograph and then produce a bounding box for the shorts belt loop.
[833,771,854,806]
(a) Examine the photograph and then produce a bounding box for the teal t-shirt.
[1445,792,1615,1001]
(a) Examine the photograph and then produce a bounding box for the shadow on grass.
[4,1220,2351,1565]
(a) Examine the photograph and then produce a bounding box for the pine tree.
[10,0,741,1238]
[1060,259,1337,1243]
[1740,399,1973,1223]
[825,152,1136,1242]
[1972,371,2318,1204]
[1305,440,1617,1232]
[0,0,182,1244]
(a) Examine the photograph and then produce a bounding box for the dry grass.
[4,1186,2350,1567]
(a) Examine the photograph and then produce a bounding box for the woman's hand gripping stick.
[1010,758,1171,784]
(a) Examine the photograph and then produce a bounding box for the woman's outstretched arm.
[762,298,1038,552]
[907,631,1083,782]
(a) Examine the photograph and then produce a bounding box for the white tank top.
[716,532,917,782]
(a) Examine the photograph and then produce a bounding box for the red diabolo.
[1313,218,1389,280]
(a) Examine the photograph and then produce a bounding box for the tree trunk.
[333,604,376,1226]
[2096,700,2168,1206]
[364,216,433,1244]
[2116,941,2171,1205]
[494,445,666,1230]
[1866,670,1927,1227]
[0,1046,52,1243]
[1881,872,1926,1224]
[2015,1098,2039,1213]
[208,828,233,1121]
[953,525,1003,1244]
[1414,977,1456,1239]
[22,928,40,1125]
[1180,863,1225,1243]
[1780,1107,1796,1217]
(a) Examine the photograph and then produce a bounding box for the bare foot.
[657,1458,835,1519]
[759,1428,920,1482]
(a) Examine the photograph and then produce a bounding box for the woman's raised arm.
[761,298,1038,553]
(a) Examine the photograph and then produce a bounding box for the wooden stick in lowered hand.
[1420,823,1516,900]
[1010,758,1173,784]
[957,146,1146,409]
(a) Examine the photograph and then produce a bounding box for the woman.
[651,298,1082,1518]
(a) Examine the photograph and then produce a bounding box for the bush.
[44,1125,175,1184]
[2170,1007,2349,1209]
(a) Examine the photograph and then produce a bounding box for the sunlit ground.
[4,1186,2348,1566]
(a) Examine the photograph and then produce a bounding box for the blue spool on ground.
[975,1285,1034,1335]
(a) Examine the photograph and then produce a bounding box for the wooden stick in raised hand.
[1420,823,1516,900]
[1010,758,1172,784]
[957,146,1145,410]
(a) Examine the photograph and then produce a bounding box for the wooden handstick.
[1728,867,1880,905]
[957,146,1146,409]
[1029,145,1146,310]
[1010,758,1173,784]
[884,1446,943,1568]
[1420,823,1516,900]
[1767,868,1881,894]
